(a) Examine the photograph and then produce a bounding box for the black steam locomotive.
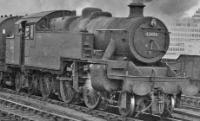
[0,0,194,117]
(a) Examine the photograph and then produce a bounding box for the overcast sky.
[0,0,199,20]
[186,2,200,17]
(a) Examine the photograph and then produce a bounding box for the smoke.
[83,0,130,16]
[38,0,91,11]
[0,0,92,15]
[85,0,200,22]
[0,0,199,22]
[145,0,199,20]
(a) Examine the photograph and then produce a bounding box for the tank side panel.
[1,17,20,65]
[24,32,82,70]
[5,36,21,65]
[0,34,5,63]
[86,17,136,58]
[69,17,136,58]
[69,17,115,50]
[86,17,124,50]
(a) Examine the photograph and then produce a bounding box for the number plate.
[145,32,159,37]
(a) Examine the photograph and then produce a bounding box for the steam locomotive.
[0,0,195,117]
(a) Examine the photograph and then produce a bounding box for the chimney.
[128,0,145,18]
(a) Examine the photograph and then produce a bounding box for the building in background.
[163,9,200,59]
[193,9,200,21]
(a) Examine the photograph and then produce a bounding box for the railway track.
[0,89,144,121]
[0,92,100,121]
[170,95,200,121]
[0,88,184,121]
[173,108,200,121]
[0,111,21,121]
[0,92,198,121]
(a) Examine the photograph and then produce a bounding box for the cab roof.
[0,16,21,26]
[16,10,76,24]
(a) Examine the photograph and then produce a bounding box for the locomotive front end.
[87,1,189,116]
[128,17,170,64]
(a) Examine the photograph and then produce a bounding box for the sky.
[185,2,200,17]
[0,0,199,21]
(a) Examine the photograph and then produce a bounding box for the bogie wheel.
[83,87,101,109]
[162,95,176,117]
[15,73,23,92]
[118,92,135,116]
[169,95,176,112]
[39,76,51,98]
[175,93,181,108]
[60,80,75,103]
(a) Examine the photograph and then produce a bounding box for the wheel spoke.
[83,88,101,109]
[118,92,135,116]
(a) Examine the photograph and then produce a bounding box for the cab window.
[25,25,34,40]
[6,33,15,38]
[3,29,15,39]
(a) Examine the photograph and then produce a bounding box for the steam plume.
[145,0,199,19]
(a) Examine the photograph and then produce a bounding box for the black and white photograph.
[0,0,199,121]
